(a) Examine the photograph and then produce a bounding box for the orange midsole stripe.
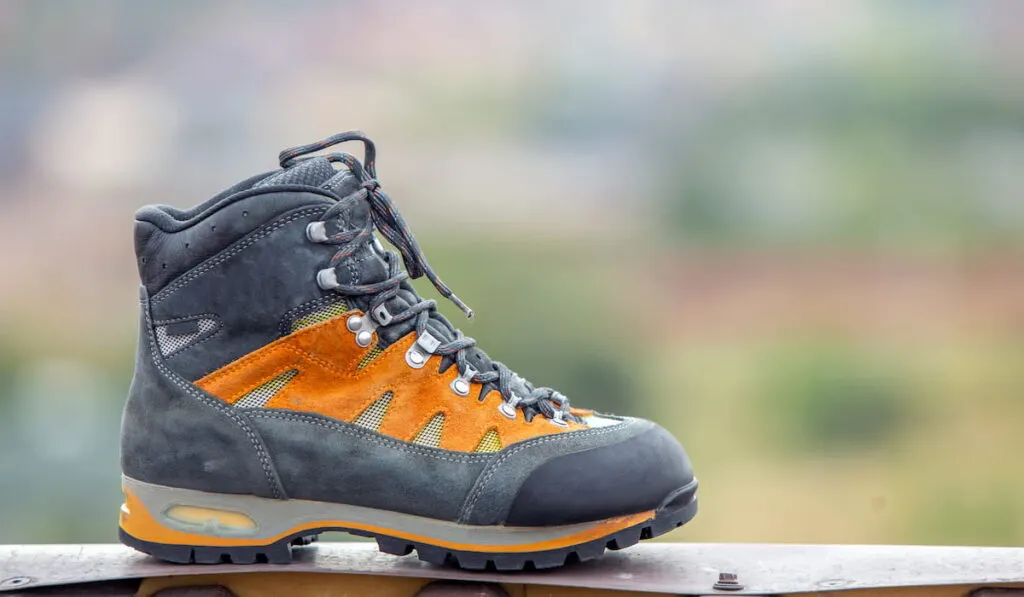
[119,489,654,553]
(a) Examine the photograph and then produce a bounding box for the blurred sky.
[0,0,1023,546]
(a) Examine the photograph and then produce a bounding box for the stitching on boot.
[247,410,494,464]
[457,421,646,524]
[141,296,288,499]
[279,296,347,336]
[154,313,224,359]
[152,207,324,304]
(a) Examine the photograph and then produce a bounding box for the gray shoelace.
[281,132,575,424]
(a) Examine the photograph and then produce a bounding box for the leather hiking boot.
[118,132,698,570]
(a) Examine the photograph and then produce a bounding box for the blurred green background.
[1,0,1023,547]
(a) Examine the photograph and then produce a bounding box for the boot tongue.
[255,156,363,197]
[321,167,362,197]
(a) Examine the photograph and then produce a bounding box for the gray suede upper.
[122,289,286,500]
[122,288,662,523]
[120,159,696,526]
[141,190,338,380]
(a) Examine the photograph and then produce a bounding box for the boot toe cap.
[504,420,695,527]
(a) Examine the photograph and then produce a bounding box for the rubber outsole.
[119,489,698,571]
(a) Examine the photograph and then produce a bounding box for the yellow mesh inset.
[352,392,393,431]
[291,301,349,332]
[412,413,445,448]
[357,346,384,369]
[474,429,502,453]
[234,370,298,409]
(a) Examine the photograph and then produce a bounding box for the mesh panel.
[235,370,299,409]
[291,300,349,332]
[155,318,218,357]
[474,429,502,453]
[323,169,360,195]
[412,413,445,448]
[254,157,336,188]
[357,346,384,369]
[352,392,393,431]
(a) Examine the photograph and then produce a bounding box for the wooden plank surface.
[1,543,1023,595]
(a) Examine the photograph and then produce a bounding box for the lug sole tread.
[119,494,697,571]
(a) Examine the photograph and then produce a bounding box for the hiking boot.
[118,132,697,570]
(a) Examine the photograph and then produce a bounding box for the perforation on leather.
[254,157,336,188]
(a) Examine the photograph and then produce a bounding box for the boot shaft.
[132,159,380,380]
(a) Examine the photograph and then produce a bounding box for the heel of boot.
[118,475,315,564]
[118,527,315,564]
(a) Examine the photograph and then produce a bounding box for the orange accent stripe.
[119,488,654,554]
[194,315,581,452]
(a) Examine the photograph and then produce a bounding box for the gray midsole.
[123,475,641,546]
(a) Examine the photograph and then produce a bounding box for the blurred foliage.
[418,241,640,417]
[911,483,1024,547]
[665,71,1024,250]
[0,346,19,410]
[759,343,915,452]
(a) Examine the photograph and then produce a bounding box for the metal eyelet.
[498,392,522,419]
[450,365,478,397]
[405,330,440,369]
[306,221,329,243]
[498,402,517,419]
[549,411,569,428]
[345,314,377,348]
[371,303,393,326]
[316,268,340,290]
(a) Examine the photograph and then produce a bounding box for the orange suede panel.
[194,312,582,452]
[373,350,581,451]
